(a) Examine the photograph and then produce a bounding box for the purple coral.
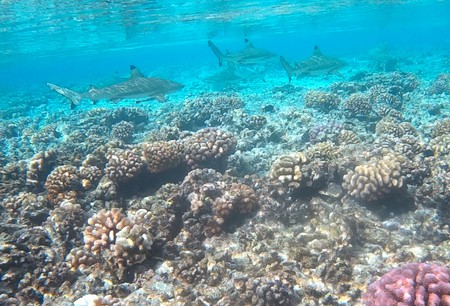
[363,263,450,306]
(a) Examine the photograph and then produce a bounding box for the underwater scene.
[1,0,450,305]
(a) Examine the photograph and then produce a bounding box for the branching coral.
[342,154,404,201]
[180,169,257,237]
[363,263,450,306]
[309,121,344,145]
[431,118,450,139]
[78,154,103,189]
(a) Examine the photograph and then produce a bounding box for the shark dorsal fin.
[245,38,254,48]
[313,45,322,56]
[130,65,145,78]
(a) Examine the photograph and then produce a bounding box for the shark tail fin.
[208,40,225,66]
[280,56,293,83]
[47,83,83,109]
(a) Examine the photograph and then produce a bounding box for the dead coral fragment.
[343,154,403,201]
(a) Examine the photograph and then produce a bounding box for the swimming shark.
[47,65,184,109]
[208,39,277,67]
[280,46,345,82]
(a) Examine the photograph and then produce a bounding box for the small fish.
[280,46,345,82]
[208,39,277,67]
[47,65,184,109]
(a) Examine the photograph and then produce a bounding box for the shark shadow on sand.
[47,65,184,109]
[280,46,345,82]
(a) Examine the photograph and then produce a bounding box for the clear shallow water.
[1,0,449,94]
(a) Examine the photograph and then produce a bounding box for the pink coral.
[363,263,450,306]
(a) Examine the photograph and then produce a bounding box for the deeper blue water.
[1,0,449,94]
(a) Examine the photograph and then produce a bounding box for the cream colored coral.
[269,152,307,188]
[83,208,153,267]
[343,155,403,201]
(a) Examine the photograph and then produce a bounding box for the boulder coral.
[343,154,404,201]
[363,263,450,306]
[105,148,145,183]
[141,140,181,173]
[44,165,81,205]
[83,208,153,268]
[182,128,237,169]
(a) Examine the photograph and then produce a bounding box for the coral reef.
[45,165,81,205]
[429,73,450,95]
[343,93,373,117]
[141,140,181,173]
[105,148,145,183]
[111,120,135,142]
[304,90,340,111]
[343,153,404,201]
[81,208,153,276]
[2,53,450,306]
[363,263,450,306]
[182,128,237,169]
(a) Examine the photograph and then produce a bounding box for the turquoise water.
[1,1,449,92]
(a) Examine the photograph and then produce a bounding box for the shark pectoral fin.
[130,65,145,78]
[154,94,166,103]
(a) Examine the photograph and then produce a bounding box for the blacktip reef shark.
[280,46,345,82]
[208,39,277,67]
[47,65,184,109]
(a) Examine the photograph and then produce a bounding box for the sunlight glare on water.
[1,0,449,63]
